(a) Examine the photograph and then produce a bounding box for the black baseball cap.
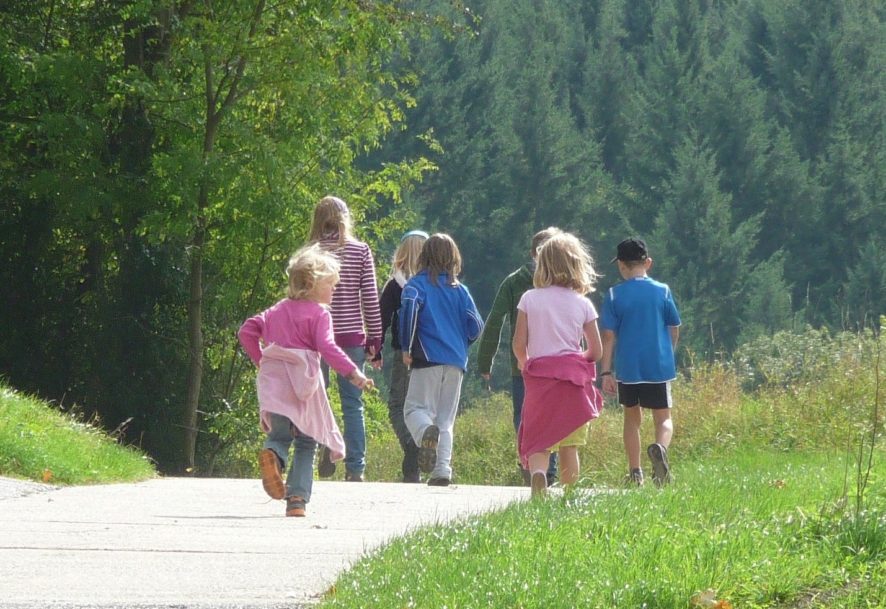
[611,237,648,263]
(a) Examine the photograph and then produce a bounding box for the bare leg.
[652,408,673,448]
[558,446,580,486]
[623,406,642,470]
[527,451,550,475]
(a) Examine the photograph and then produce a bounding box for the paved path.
[0,477,528,608]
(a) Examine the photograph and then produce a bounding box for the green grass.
[323,330,885,608]
[0,384,155,484]
[322,450,886,609]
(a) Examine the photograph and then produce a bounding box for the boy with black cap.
[599,237,681,487]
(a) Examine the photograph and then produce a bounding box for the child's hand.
[348,370,375,392]
[402,352,413,367]
[602,375,617,396]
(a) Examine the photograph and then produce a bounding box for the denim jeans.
[388,351,419,478]
[322,345,366,475]
[263,412,317,502]
[512,375,558,480]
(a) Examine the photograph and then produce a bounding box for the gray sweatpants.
[404,365,464,479]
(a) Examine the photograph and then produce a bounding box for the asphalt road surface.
[0,476,528,608]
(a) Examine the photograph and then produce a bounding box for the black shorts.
[617,382,672,409]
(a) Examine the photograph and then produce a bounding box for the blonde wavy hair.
[533,232,598,294]
[419,233,462,286]
[286,244,341,300]
[308,195,354,247]
[392,232,428,279]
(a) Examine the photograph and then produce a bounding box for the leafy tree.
[0,1,445,471]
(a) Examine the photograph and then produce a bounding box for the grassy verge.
[0,384,155,484]
[323,450,886,609]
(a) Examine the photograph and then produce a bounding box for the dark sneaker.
[285,495,306,517]
[427,477,450,487]
[647,443,671,487]
[418,425,439,474]
[317,446,336,478]
[626,467,645,487]
[344,471,364,482]
[530,472,547,499]
[402,472,421,483]
[258,449,285,500]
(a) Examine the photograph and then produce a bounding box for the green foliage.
[0,1,456,470]
[0,383,155,484]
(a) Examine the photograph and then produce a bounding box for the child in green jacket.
[477,227,561,485]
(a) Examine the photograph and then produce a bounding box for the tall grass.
[0,384,155,484]
[361,328,883,486]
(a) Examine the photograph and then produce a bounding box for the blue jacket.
[399,270,484,371]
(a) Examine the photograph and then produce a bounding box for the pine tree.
[652,135,760,355]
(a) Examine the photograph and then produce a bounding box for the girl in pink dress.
[238,244,373,517]
[511,232,603,498]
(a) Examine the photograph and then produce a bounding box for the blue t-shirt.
[599,276,681,383]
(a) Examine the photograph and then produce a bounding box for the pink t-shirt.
[517,286,598,359]
[238,298,357,376]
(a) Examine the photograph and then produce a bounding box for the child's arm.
[669,325,680,350]
[312,309,372,389]
[359,245,383,364]
[511,310,529,371]
[600,329,617,395]
[398,282,421,367]
[346,368,375,391]
[582,320,603,363]
[463,288,484,345]
[237,314,266,366]
[476,280,510,379]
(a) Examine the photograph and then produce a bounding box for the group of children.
[238,195,681,515]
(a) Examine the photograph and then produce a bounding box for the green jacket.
[477,264,534,377]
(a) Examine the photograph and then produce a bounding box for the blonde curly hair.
[286,244,340,300]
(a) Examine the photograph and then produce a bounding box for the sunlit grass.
[323,450,886,609]
[0,384,155,484]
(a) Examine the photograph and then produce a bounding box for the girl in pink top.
[309,196,382,481]
[512,232,603,498]
[238,244,373,517]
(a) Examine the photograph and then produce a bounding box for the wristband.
[600,371,612,376]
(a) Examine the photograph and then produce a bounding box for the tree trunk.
[181,112,219,471]
[182,206,206,471]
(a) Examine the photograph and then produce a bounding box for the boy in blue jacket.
[399,233,484,486]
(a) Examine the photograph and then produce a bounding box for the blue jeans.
[264,413,317,502]
[512,375,558,481]
[322,346,366,475]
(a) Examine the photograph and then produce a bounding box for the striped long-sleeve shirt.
[317,236,383,353]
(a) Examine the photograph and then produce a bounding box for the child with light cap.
[378,229,429,482]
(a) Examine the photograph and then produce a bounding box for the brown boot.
[258,449,285,500]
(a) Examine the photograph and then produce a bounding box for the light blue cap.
[400,230,429,242]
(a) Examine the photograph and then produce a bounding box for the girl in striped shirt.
[309,196,383,481]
